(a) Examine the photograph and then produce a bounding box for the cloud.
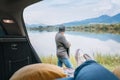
[23,0,120,25]
[44,0,75,6]
[111,0,120,5]
[93,0,112,13]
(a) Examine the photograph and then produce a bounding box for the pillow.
[113,66,120,79]
[10,63,67,80]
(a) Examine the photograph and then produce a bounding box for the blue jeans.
[58,57,73,68]
[57,60,119,80]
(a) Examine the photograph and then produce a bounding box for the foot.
[83,54,92,61]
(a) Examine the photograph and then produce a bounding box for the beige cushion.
[10,63,66,80]
[113,66,120,79]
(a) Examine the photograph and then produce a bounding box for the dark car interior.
[0,0,42,80]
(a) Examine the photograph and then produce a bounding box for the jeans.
[58,57,73,68]
[57,60,119,80]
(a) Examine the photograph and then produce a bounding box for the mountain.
[63,13,120,27]
[25,23,47,28]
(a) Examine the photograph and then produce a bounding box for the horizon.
[23,0,120,25]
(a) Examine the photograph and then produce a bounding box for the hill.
[63,13,120,27]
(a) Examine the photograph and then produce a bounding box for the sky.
[23,0,120,25]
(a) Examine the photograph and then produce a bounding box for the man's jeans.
[58,57,73,68]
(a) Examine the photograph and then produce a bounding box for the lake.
[28,31,120,57]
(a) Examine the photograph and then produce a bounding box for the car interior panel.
[0,0,42,80]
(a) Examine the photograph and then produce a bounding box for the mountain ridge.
[63,13,120,27]
[26,13,120,27]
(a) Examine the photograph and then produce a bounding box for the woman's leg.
[74,60,119,80]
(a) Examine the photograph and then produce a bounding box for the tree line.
[27,23,120,34]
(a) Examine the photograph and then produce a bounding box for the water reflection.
[28,31,120,57]
[66,31,120,42]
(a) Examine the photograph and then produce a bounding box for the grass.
[41,54,76,67]
[94,53,120,71]
[40,53,120,71]
[41,55,57,65]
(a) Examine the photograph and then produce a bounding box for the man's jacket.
[55,32,70,58]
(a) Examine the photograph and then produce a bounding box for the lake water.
[28,31,120,57]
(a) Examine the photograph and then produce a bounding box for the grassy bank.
[94,53,120,70]
[41,53,120,71]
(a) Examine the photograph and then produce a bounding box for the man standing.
[55,25,73,68]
